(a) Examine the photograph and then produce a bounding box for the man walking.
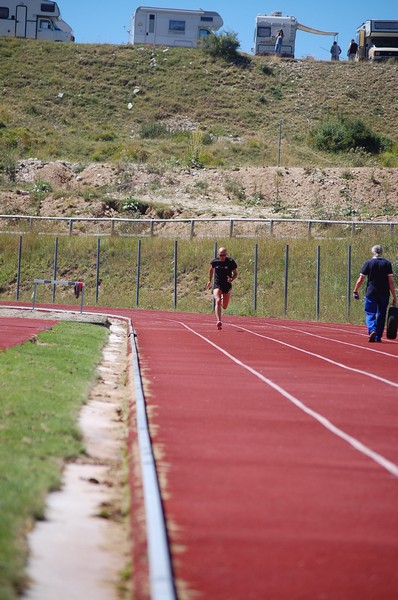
[353,244,397,342]
[206,247,238,330]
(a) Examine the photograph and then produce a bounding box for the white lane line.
[291,323,366,338]
[178,321,398,478]
[259,322,398,359]
[229,324,398,388]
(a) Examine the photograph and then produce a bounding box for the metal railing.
[0,214,397,238]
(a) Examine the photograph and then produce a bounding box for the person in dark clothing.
[330,40,342,60]
[206,247,238,330]
[347,39,358,61]
[353,245,397,342]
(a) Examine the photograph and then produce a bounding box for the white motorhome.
[356,20,398,61]
[254,11,337,58]
[0,0,74,42]
[130,6,223,47]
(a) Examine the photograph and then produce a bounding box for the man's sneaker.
[217,321,222,330]
[369,331,377,342]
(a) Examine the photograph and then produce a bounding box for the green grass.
[1,233,397,323]
[0,38,397,169]
[0,322,109,600]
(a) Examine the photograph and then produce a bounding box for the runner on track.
[352,244,397,342]
[206,247,238,330]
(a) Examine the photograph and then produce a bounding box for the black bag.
[386,306,398,339]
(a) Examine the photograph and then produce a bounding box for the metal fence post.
[253,243,258,312]
[16,235,22,301]
[284,244,289,316]
[52,237,59,303]
[80,284,85,314]
[269,220,274,236]
[136,239,141,307]
[173,240,178,310]
[95,238,101,304]
[347,245,352,320]
[316,245,321,321]
[32,280,37,310]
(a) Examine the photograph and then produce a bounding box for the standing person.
[347,38,358,62]
[274,29,284,54]
[352,245,397,342]
[206,247,238,330]
[330,41,341,61]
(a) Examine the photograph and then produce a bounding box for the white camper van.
[0,0,74,42]
[255,12,297,57]
[254,11,337,58]
[356,20,398,61]
[130,6,223,47]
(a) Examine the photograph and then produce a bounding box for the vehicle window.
[148,14,155,33]
[200,16,213,23]
[0,7,9,19]
[169,20,185,32]
[199,29,210,38]
[257,26,271,37]
[41,3,55,12]
[39,19,51,29]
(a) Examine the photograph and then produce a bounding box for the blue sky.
[61,1,397,60]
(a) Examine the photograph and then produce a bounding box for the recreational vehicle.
[356,20,398,61]
[130,6,223,47]
[254,11,337,58]
[0,0,74,42]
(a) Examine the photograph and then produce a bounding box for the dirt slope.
[2,160,398,222]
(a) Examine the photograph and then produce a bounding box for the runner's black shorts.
[215,284,232,294]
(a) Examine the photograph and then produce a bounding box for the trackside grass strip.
[0,321,109,600]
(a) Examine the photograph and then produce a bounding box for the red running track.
[0,317,59,349]
[130,310,398,600]
[2,304,398,599]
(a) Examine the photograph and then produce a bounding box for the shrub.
[260,63,274,76]
[121,197,149,215]
[139,123,170,139]
[310,115,392,155]
[0,147,19,182]
[380,148,398,167]
[270,85,283,100]
[32,181,53,193]
[199,30,240,61]
[224,178,246,201]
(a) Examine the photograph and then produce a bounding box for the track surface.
[2,305,398,599]
[0,317,59,349]
[130,310,398,600]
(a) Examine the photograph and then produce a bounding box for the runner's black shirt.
[211,257,237,292]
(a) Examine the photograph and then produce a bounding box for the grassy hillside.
[1,38,398,169]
